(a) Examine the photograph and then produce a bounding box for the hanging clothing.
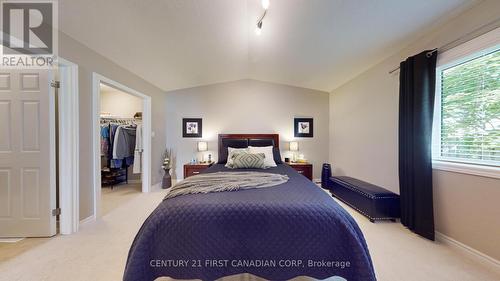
[110,124,122,168]
[112,126,121,159]
[99,120,138,170]
[100,125,110,156]
[113,126,137,159]
[109,124,119,163]
[133,124,143,174]
[100,118,138,188]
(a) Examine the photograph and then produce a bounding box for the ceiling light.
[262,0,270,10]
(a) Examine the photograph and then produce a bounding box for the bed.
[124,134,375,281]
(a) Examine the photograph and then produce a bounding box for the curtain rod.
[388,18,500,74]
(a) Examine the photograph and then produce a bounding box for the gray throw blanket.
[164,171,289,200]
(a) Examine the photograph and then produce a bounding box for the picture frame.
[294,118,313,138]
[182,118,202,138]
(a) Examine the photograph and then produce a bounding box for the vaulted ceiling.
[59,0,474,92]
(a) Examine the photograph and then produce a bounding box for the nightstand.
[184,162,213,178]
[287,162,313,180]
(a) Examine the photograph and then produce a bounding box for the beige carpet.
[0,186,499,281]
[101,182,142,216]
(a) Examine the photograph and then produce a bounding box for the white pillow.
[248,146,277,167]
[225,147,248,168]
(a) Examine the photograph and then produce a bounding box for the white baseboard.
[435,231,500,271]
[0,238,25,243]
[79,215,96,226]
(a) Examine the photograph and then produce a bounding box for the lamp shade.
[289,141,299,151]
[197,141,208,152]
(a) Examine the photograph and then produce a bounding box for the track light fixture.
[255,22,262,36]
[255,0,269,35]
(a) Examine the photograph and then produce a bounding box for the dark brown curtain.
[398,50,437,241]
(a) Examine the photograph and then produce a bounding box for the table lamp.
[198,141,208,163]
[290,141,299,162]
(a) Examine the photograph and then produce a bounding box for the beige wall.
[329,0,500,260]
[166,79,329,180]
[433,171,500,260]
[59,32,166,220]
[100,88,142,118]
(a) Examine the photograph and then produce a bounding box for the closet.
[99,83,143,215]
[100,116,141,187]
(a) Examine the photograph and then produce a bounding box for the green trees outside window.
[440,49,499,165]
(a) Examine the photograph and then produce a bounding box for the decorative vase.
[162,169,172,189]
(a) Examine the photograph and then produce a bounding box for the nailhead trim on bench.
[331,177,398,200]
[330,192,398,221]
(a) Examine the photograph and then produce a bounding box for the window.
[433,37,500,168]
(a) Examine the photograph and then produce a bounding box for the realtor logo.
[1,0,57,68]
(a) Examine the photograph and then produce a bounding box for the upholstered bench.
[322,164,400,222]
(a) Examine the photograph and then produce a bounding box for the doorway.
[99,84,142,215]
[92,73,152,218]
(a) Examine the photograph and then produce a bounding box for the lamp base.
[162,169,172,189]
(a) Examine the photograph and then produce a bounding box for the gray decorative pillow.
[225,148,248,168]
[231,153,266,169]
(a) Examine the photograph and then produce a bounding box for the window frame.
[432,27,500,179]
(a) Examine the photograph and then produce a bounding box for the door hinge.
[51,80,60,88]
[52,208,61,216]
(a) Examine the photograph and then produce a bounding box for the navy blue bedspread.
[124,164,376,281]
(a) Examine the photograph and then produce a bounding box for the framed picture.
[294,118,313,138]
[182,118,202,138]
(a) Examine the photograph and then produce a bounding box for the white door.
[0,69,56,237]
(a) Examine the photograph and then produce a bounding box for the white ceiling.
[59,0,473,92]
